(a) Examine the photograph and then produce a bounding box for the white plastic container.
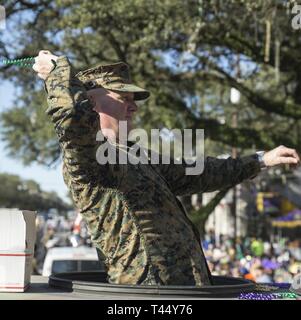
[0,209,37,292]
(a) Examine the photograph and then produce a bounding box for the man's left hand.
[263,145,300,168]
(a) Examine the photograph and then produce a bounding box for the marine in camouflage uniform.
[44,56,261,286]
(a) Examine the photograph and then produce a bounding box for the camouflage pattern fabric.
[44,56,261,286]
[76,61,150,101]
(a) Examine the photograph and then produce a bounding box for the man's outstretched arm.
[157,146,300,196]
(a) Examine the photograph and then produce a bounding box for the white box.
[0,209,37,292]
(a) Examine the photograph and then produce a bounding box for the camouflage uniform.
[44,56,261,286]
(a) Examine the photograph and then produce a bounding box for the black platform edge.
[48,271,257,298]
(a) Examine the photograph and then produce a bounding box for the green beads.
[2,57,35,67]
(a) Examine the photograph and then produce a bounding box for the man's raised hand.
[32,50,58,80]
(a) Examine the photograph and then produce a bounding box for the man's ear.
[87,90,97,109]
[87,87,108,112]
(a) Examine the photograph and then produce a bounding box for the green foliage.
[1,0,301,227]
[1,90,60,166]
[1,0,300,167]
[0,172,71,213]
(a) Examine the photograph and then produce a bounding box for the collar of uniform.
[108,139,150,160]
[109,139,135,150]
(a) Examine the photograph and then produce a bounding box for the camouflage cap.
[76,62,150,101]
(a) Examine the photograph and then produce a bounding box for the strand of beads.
[239,292,275,300]
[239,292,298,300]
[274,292,298,299]
[2,57,35,67]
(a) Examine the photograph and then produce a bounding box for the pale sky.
[0,79,70,204]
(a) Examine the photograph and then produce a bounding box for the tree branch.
[155,91,299,151]
[189,188,230,233]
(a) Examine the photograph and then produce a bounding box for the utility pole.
[230,56,241,246]
[230,89,238,246]
[231,110,238,244]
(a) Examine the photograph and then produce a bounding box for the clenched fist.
[32,50,58,80]
[263,145,300,168]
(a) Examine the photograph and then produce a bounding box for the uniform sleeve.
[156,154,261,196]
[44,56,106,212]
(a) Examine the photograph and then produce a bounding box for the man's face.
[87,88,138,141]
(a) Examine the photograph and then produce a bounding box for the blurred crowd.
[33,211,92,274]
[203,230,301,284]
[33,212,301,284]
